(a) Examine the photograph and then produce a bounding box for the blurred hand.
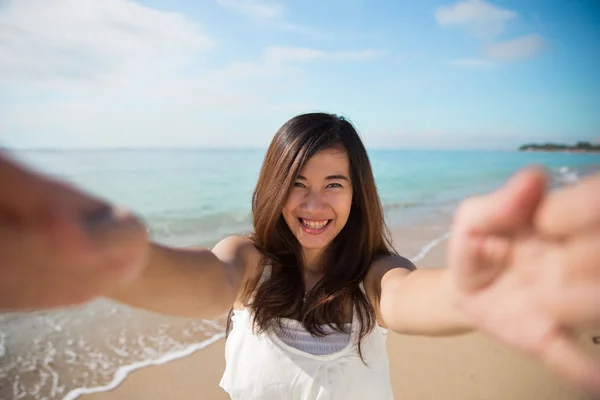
[449,167,600,395]
[0,151,149,311]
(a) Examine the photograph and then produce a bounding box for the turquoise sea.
[1,149,599,399]
[12,149,600,246]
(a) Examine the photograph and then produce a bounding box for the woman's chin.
[297,236,334,251]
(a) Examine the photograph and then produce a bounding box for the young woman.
[1,113,600,398]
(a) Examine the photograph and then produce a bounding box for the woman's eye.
[327,183,343,189]
[294,182,306,188]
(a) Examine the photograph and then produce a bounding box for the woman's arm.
[0,151,254,317]
[109,235,255,319]
[374,168,600,395]
[369,257,473,336]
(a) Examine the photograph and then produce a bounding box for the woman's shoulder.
[370,254,417,273]
[212,235,267,307]
[213,234,257,252]
[212,235,261,267]
[212,235,262,288]
[364,254,416,292]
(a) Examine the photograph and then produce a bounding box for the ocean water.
[1,149,599,399]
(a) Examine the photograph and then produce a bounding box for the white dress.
[219,268,394,400]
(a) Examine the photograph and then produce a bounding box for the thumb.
[449,167,547,292]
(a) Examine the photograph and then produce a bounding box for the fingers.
[0,203,149,310]
[449,167,547,292]
[455,166,548,235]
[0,154,149,311]
[536,173,600,236]
[540,331,600,396]
[449,233,513,292]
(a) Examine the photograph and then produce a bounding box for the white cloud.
[216,0,283,19]
[0,0,213,89]
[450,58,495,68]
[264,47,386,63]
[0,0,298,148]
[436,2,546,65]
[279,21,328,38]
[484,34,546,61]
[0,1,385,148]
[264,47,326,63]
[216,0,325,39]
[210,46,386,80]
[435,0,518,39]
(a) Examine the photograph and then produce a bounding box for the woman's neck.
[302,248,325,290]
[302,247,322,271]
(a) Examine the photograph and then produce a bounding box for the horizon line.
[4,146,518,152]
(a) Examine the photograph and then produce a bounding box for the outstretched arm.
[0,151,251,318]
[371,258,473,336]
[109,236,253,319]
[375,167,600,395]
[449,168,600,394]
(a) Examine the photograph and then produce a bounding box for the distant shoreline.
[520,148,600,153]
[519,142,600,153]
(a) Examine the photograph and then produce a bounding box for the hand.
[448,167,600,395]
[0,151,149,311]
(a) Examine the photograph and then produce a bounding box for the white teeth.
[301,219,329,229]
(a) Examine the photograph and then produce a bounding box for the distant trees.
[575,141,594,149]
[519,141,600,152]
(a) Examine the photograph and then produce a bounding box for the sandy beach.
[80,236,600,400]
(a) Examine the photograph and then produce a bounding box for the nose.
[302,189,326,213]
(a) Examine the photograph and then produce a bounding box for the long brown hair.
[232,112,396,358]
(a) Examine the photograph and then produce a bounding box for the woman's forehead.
[298,149,350,177]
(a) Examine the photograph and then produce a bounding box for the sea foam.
[0,301,227,400]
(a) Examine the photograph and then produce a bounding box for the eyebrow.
[297,174,350,182]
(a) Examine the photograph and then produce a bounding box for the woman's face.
[282,148,353,253]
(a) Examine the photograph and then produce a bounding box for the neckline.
[265,307,358,360]
[277,316,352,329]
[240,265,360,360]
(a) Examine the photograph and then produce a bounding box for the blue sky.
[0,0,598,150]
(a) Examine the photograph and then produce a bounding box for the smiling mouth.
[298,218,331,230]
